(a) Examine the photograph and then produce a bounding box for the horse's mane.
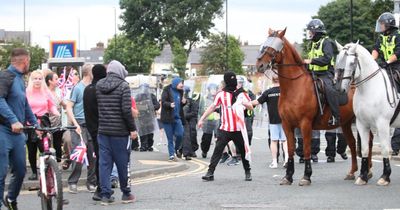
[282,36,304,65]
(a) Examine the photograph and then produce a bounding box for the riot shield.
[131,84,159,137]
[198,75,224,134]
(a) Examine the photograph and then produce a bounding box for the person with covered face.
[198,72,253,181]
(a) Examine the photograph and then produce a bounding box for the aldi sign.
[50,40,77,58]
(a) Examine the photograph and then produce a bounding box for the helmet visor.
[375,19,385,33]
[306,29,313,40]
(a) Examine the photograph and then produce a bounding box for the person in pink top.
[26,70,60,180]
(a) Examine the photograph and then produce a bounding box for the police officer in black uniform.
[372,12,400,73]
[303,19,340,126]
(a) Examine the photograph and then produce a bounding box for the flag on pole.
[70,134,89,166]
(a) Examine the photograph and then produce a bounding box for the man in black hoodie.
[96,60,137,205]
[83,64,107,201]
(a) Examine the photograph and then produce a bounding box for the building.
[151,43,303,76]
[77,42,105,65]
[0,29,30,45]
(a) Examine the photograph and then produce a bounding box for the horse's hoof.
[377,178,390,186]
[280,177,292,185]
[367,171,373,180]
[298,178,311,186]
[354,177,367,185]
[344,174,355,180]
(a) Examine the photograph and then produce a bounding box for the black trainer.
[100,196,115,206]
[340,153,348,160]
[202,171,214,181]
[219,152,230,164]
[245,171,252,181]
[3,195,18,210]
[327,156,335,163]
[202,152,207,158]
[311,155,318,163]
[299,157,305,164]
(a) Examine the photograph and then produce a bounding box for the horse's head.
[335,41,359,93]
[256,28,287,74]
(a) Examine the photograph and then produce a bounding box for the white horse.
[335,41,399,186]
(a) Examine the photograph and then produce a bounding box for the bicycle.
[24,125,76,210]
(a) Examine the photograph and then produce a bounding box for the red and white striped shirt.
[213,91,251,132]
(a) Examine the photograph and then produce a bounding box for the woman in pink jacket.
[26,70,60,180]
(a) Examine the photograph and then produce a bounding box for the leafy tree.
[200,33,244,75]
[170,37,188,77]
[104,34,161,73]
[120,0,224,74]
[0,41,46,71]
[302,0,393,55]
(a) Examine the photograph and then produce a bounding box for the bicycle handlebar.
[23,126,77,132]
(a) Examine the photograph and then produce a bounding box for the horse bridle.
[258,35,305,80]
[336,47,396,107]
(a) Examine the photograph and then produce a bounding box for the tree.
[170,37,188,77]
[104,34,161,73]
[120,0,224,75]
[0,41,46,71]
[303,0,393,55]
[200,33,244,75]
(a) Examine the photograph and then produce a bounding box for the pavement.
[9,148,190,191]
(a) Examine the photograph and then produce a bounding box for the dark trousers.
[98,134,131,198]
[68,127,96,186]
[296,138,320,158]
[182,121,197,157]
[391,128,400,152]
[319,74,340,119]
[53,130,64,162]
[140,133,154,150]
[26,131,43,175]
[208,130,251,173]
[325,132,347,157]
[91,135,100,188]
[201,133,213,154]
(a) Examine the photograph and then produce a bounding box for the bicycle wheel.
[40,158,63,210]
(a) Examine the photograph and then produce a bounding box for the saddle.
[315,78,348,107]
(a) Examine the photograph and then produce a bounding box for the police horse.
[335,41,400,185]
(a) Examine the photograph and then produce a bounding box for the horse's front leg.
[280,120,295,185]
[299,120,313,186]
[355,119,371,185]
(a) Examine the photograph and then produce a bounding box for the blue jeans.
[98,134,131,198]
[0,125,26,207]
[163,119,184,157]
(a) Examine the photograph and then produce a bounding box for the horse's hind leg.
[376,125,392,186]
[341,121,357,180]
[280,121,295,185]
[355,120,371,185]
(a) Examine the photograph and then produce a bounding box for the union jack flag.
[70,136,88,166]
[57,67,76,99]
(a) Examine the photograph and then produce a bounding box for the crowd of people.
[2,11,400,208]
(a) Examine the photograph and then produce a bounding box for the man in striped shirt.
[198,72,254,181]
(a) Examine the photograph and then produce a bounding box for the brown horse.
[256,28,370,186]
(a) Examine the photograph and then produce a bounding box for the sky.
[0,0,332,51]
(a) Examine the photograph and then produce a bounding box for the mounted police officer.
[372,12,400,72]
[303,19,340,126]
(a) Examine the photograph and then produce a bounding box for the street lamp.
[225,0,228,71]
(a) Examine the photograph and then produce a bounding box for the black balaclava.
[92,64,107,84]
[223,71,237,93]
